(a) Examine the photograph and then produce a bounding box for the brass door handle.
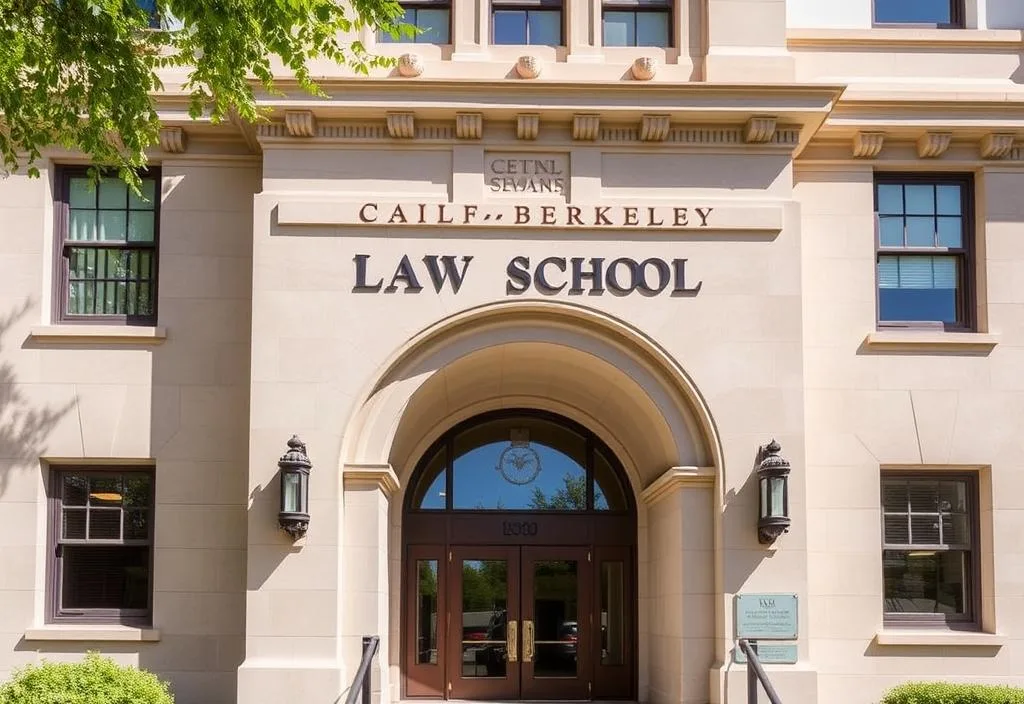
[508,620,518,662]
[523,620,535,663]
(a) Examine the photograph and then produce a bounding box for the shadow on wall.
[720,448,778,595]
[0,298,75,499]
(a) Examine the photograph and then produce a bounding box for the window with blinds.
[880,474,977,626]
[50,470,154,623]
[875,175,973,329]
[56,169,160,325]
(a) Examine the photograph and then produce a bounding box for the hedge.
[0,652,173,704]
[882,682,1024,704]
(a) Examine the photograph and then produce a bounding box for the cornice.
[640,466,717,505]
[343,463,400,497]
[254,116,802,150]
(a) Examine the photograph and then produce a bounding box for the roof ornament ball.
[631,56,658,81]
[516,55,542,79]
[398,53,424,78]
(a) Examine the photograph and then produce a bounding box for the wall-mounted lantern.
[756,439,791,544]
[278,435,311,540]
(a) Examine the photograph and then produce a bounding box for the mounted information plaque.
[735,593,798,640]
[733,641,798,665]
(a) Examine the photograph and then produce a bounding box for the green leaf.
[0,0,404,187]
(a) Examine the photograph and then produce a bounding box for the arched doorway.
[402,409,637,701]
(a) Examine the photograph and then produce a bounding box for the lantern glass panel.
[759,476,768,519]
[282,472,302,513]
[769,476,786,517]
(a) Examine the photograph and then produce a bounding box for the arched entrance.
[402,409,637,701]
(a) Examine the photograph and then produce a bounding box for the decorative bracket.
[158,127,187,153]
[285,110,317,138]
[386,112,415,139]
[917,132,952,158]
[852,131,885,159]
[744,117,777,144]
[572,114,600,141]
[639,114,670,142]
[456,112,483,139]
[516,114,540,140]
[980,133,1014,160]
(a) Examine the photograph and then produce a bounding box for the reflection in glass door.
[521,547,591,700]
[449,547,520,700]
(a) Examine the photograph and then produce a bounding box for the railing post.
[744,640,758,704]
[361,636,372,704]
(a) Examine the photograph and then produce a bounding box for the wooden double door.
[406,541,634,700]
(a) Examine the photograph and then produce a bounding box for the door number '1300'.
[502,521,539,536]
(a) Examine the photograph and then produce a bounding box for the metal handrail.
[345,636,381,704]
[738,639,783,704]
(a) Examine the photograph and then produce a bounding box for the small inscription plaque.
[735,593,798,640]
[485,152,568,196]
[733,641,798,665]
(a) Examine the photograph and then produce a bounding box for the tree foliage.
[0,0,406,189]
[530,474,587,511]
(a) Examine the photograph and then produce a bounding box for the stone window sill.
[861,331,999,354]
[28,325,167,345]
[874,629,1005,647]
[788,28,1024,49]
[24,625,161,642]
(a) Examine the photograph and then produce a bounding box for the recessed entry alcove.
[338,301,723,704]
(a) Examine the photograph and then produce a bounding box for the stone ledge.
[788,28,1024,49]
[29,325,168,345]
[861,331,999,354]
[24,625,161,642]
[641,466,716,504]
[874,629,1005,647]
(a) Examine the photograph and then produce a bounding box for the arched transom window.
[408,411,631,512]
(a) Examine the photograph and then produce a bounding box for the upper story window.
[49,469,155,624]
[136,0,162,28]
[873,0,964,27]
[56,168,160,326]
[875,174,973,330]
[881,473,977,627]
[602,0,671,47]
[379,0,451,43]
[492,0,563,45]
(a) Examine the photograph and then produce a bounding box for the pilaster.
[342,464,400,704]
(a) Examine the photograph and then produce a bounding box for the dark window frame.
[53,166,161,327]
[378,0,453,44]
[601,0,673,48]
[872,0,965,28]
[490,0,565,46]
[406,408,635,515]
[46,467,156,625]
[873,172,975,331]
[880,471,981,629]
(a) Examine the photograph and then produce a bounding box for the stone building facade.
[2,1,1024,703]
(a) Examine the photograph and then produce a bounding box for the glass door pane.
[449,547,520,700]
[532,560,578,677]
[460,559,509,678]
[521,547,591,700]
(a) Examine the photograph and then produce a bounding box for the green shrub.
[882,682,1024,704]
[0,651,173,704]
